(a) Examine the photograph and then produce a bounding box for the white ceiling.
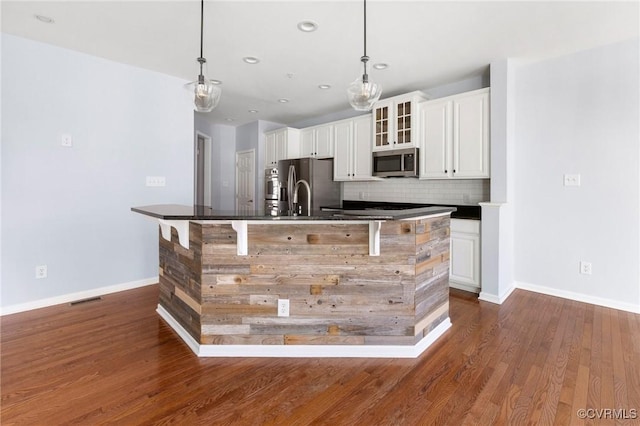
[2,1,638,127]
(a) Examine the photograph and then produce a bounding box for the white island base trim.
[157,305,452,359]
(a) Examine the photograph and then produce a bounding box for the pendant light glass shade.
[186,60,222,113]
[347,0,382,111]
[186,0,221,113]
[347,57,382,111]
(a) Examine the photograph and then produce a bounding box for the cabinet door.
[420,100,451,179]
[450,219,480,291]
[352,115,373,179]
[452,91,490,178]
[373,99,393,151]
[265,133,276,168]
[300,129,315,157]
[275,130,288,162]
[395,99,414,147]
[333,121,352,181]
[315,125,334,158]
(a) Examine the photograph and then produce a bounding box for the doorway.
[194,131,212,207]
[236,149,255,214]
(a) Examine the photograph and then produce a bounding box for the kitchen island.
[132,204,455,358]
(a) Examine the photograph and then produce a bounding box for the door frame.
[194,131,213,207]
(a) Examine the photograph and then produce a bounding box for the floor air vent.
[69,296,102,306]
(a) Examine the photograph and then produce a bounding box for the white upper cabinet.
[334,115,377,181]
[420,100,452,179]
[419,88,490,179]
[352,115,375,179]
[264,127,300,168]
[300,124,334,158]
[333,120,352,181]
[372,91,428,152]
[453,90,490,178]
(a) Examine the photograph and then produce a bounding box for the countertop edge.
[131,204,456,221]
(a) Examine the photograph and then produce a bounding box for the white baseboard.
[515,281,640,314]
[478,284,516,305]
[449,281,480,294]
[0,277,158,316]
[157,304,452,358]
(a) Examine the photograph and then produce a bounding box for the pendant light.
[185,0,221,112]
[346,0,382,111]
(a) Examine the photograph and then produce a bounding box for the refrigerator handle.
[287,164,296,215]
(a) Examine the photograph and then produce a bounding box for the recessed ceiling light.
[373,63,389,70]
[210,79,222,85]
[243,57,260,64]
[34,14,54,24]
[248,109,259,113]
[225,118,234,122]
[318,84,331,90]
[297,21,318,32]
[278,98,289,103]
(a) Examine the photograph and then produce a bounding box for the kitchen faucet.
[292,179,311,216]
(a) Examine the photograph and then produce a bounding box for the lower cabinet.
[450,218,481,293]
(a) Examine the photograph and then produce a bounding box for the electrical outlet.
[35,265,47,279]
[564,174,581,187]
[60,134,73,147]
[145,176,166,187]
[580,261,592,275]
[277,299,290,317]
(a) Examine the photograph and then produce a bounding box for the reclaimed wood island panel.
[132,204,455,358]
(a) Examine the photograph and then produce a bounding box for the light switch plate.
[146,176,166,187]
[564,174,581,187]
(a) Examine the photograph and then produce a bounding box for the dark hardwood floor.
[2,285,639,425]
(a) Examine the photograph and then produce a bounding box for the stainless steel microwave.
[372,148,419,177]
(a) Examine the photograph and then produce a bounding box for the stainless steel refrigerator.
[277,158,340,216]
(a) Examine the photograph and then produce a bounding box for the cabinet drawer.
[450,218,480,234]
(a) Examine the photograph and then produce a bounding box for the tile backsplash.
[343,179,490,205]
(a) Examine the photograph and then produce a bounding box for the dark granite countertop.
[330,200,481,220]
[131,204,456,221]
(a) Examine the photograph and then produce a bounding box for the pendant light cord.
[198,0,205,77]
[363,0,367,58]
[200,0,204,60]
[362,0,369,82]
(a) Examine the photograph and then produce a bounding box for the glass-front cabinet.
[372,91,428,152]
[374,100,392,149]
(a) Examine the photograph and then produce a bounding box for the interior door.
[236,149,256,214]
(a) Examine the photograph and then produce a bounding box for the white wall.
[194,115,236,210]
[215,125,237,210]
[1,35,194,311]
[513,39,640,312]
